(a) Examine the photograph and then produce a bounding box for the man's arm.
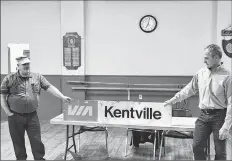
[222,96,232,130]
[0,75,13,116]
[39,74,71,103]
[165,74,199,105]
[46,85,71,103]
[0,94,13,116]
[221,76,232,131]
[218,75,231,140]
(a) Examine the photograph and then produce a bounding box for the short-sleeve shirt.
[1,71,51,113]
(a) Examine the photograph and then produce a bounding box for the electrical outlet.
[139,94,142,100]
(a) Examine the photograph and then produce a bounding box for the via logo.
[64,100,98,122]
[68,105,93,116]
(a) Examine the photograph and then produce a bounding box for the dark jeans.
[193,109,227,160]
[8,110,45,160]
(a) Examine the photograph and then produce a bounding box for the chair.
[125,128,163,159]
[125,101,190,158]
[68,126,109,160]
[78,126,109,154]
[158,108,194,160]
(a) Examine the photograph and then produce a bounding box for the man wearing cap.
[164,44,231,160]
[1,56,72,160]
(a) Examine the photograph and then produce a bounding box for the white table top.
[50,114,197,131]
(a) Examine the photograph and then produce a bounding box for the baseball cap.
[16,56,31,64]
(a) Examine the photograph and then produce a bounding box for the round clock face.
[140,15,158,33]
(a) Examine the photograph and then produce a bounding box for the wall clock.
[139,15,158,33]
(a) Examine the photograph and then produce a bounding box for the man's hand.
[219,127,229,140]
[62,96,72,104]
[164,99,172,107]
[6,111,14,116]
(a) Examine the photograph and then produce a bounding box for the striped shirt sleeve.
[1,75,10,95]
[39,74,51,91]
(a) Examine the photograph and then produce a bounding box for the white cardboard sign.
[63,100,172,127]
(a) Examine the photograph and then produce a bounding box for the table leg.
[159,131,165,160]
[72,125,77,153]
[64,125,80,160]
[64,125,69,160]
[125,129,129,157]
[77,132,80,153]
[153,130,157,160]
[105,128,110,158]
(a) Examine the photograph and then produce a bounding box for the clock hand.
[146,17,150,29]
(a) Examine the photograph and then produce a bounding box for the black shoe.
[133,143,139,148]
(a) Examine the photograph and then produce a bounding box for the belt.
[10,110,36,116]
[201,109,224,115]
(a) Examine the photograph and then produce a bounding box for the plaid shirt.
[171,65,232,130]
[1,71,51,113]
